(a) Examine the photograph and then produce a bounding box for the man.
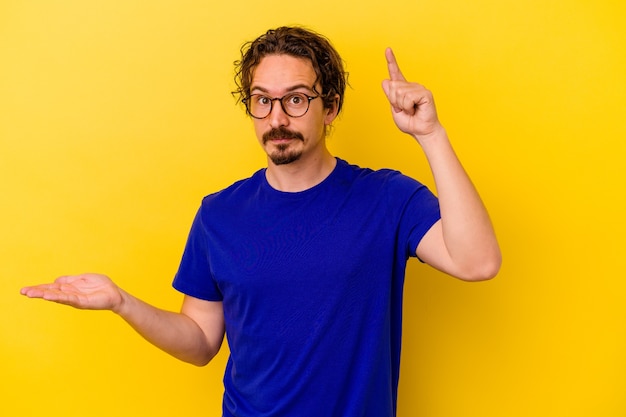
[21,26,501,417]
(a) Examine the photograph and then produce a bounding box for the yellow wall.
[2,1,624,416]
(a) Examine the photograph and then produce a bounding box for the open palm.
[21,273,123,311]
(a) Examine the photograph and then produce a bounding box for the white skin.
[250,54,339,192]
[20,49,501,366]
[381,48,501,279]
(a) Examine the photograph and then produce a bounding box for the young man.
[21,27,500,417]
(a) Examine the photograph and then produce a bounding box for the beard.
[269,144,302,165]
[262,127,305,165]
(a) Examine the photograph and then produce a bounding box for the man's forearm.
[114,290,220,366]
[417,126,501,279]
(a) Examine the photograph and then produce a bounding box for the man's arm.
[20,273,225,366]
[382,48,501,281]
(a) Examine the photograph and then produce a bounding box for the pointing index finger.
[385,47,406,82]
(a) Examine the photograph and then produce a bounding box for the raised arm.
[381,48,501,281]
[20,273,225,366]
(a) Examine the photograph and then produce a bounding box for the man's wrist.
[112,288,130,316]
[412,124,448,148]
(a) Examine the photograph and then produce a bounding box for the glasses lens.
[248,95,271,119]
[282,93,309,117]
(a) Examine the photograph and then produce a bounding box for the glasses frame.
[243,93,320,119]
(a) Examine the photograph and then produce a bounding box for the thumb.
[381,79,390,97]
[381,79,402,113]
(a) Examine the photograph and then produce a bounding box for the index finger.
[385,47,406,82]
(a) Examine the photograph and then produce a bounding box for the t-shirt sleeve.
[172,204,223,301]
[389,173,441,259]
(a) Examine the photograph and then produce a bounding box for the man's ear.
[324,94,340,125]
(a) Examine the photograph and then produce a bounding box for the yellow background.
[2,1,624,416]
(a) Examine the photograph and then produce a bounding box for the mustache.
[262,127,304,144]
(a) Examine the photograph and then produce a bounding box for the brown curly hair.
[233,26,348,115]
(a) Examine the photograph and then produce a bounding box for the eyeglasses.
[243,92,320,119]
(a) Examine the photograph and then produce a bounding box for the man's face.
[249,54,337,166]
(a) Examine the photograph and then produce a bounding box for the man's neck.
[265,151,336,193]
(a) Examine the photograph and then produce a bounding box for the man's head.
[234,26,347,117]
[233,27,348,167]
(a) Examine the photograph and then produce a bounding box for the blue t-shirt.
[173,158,440,417]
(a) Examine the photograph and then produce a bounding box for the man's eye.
[256,96,271,105]
[287,94,305,105]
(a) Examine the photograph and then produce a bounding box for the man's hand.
[381,48,442,141]
[21,273,124,312]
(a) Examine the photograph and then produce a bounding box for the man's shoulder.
[200,168,265,208]
[336,158,418,188]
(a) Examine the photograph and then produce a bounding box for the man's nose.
[268,100,290,127]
